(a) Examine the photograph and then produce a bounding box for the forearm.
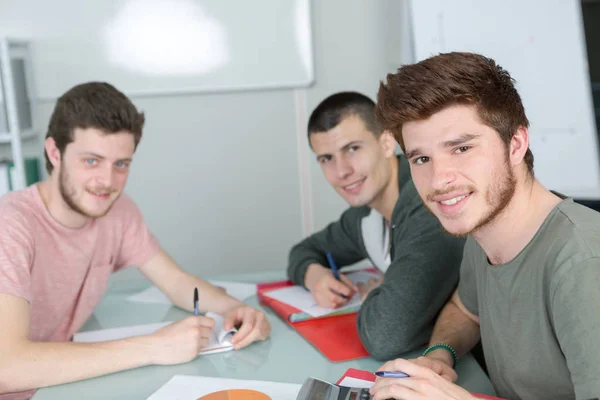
[427,300,480,365]
[0,336,154,394]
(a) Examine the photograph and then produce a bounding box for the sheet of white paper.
[147,375,302,400]
[126,281,256,305]
[73,313,235,354]
[262,270,380,318]
[337,376,374,389]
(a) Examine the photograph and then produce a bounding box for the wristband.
[422,343,458,368]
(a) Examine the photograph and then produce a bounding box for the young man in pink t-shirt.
[0,82,271,400]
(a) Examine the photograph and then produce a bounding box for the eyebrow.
[441,133,481,148]
[79,152,132,162]
[315,140,364,159]
[405,133,481,160]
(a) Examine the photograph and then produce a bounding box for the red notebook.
[256,279,370,362]
[336,368,505,399]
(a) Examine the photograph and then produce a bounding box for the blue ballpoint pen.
[326,252,349,300]
[374,371,409,378]
[193,287,199,316]
[326,252,341,280]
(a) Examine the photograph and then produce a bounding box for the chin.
[439,219,476,238]
[82,202,115,218]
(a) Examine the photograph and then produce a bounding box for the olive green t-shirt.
[458,197,600,400]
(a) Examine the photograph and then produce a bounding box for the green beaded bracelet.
[422,343,458,368]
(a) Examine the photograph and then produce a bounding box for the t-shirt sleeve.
[551,257,600,400]
[457,237,479,317]
[0,207,34,302]
[115,196,160,270]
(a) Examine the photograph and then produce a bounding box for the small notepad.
[73,312,237,355]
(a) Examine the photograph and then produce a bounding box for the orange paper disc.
[197,389,272,400]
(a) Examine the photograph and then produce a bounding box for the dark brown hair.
[44,82,145,173]
[376,52,534,174]
[308,91,381,141]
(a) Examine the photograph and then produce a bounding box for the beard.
[59,167,117,218]
[424,153,517,237]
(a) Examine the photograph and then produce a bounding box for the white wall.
[0,0,402,279]
[305,0,404,232]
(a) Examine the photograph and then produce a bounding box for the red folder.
[336,368,505,399]
[256,279,370,362]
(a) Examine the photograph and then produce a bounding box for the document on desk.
[73,312,236,355]
[147,375,302,400]
[126,280,256,304]
[262,270,380,318]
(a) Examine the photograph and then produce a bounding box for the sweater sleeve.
[287,206,370,287]
[357,183,466,360]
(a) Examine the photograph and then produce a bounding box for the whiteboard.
[0,0,314,99]
[409,0,600,199]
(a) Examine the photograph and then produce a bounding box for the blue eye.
[115,161,126,168]
[85,158,97,165]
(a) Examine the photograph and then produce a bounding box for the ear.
[508,126,529,167]
[378,131,397,158]
[44,137,62,172]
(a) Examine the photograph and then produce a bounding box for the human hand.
[371,358,473,400]
[357,276,384,301]
[223,305,271,350]
[148,316,216,365]
[304,263,357,308]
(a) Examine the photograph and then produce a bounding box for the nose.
[334,156,353,180]
[430,157,457,191]
[96,164,115,188]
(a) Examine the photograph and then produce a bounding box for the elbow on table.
[357,319,426,361]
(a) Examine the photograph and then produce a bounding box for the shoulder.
[339,204,372,225]
[0,186,40,226]
[538,200,600,282]
[0,187,40,246]
[543,200,600,264]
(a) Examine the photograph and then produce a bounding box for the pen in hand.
[193,287,199,316]
[326,252,349,300]
[375,371,409,378]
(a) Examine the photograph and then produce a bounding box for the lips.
[434,192,472,215]
[86,189,112,199]
[440,194,468,205]
[342,178,366,193]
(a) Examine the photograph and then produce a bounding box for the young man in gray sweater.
[287,92,466,360]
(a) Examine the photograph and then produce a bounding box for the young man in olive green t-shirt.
[369,52,600,400]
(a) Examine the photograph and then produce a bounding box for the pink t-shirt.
[0,184,160,400]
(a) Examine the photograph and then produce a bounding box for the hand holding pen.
[304,253,358,309]
[370,358,470,400]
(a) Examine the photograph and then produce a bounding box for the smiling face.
[49,127,135,218]
[403,105,518,236]
[309,114,397,209]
